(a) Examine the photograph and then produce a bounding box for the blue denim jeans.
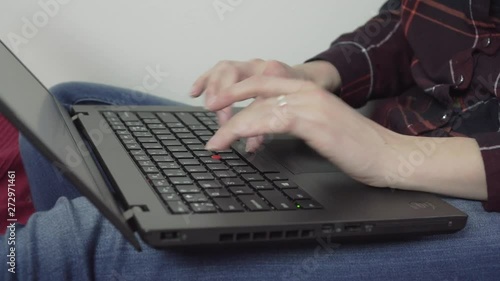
[2,82,500,281]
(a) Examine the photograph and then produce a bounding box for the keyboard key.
[213,170,236,178]
[171,128,190,133]
[207,164,229,171]
[167,146,188,153]
[238,195,270,211]
[177,185,201,194]
[185,166,207,173]
[130,150,146,156]
[124,121,142,126]
[134,155,149,161]
[147,124,166,129]
[173,152,194,159]
[283,189,311,200]
[194,151,213,157]
[152,130,171,135]
[191,203,217,213]
[189,125,207,130]
[115,130,129,135]
[194,112,206,117]
[200,157,221,164]
[177,133,196,139]
[199,136,212,142]
[214,198,244,212]
[198,181,222,189]
[234,166,256,174]
[103,112,117,118]
[175,112,202,125]
[229,186,254,195]
[167,201,190,214]
[187,144,206,151]
[157,135,176,141]
[181,139,202,145]
[226,160,247,167]
[259,190,294,210]
[178,159,200,166]
[133,132,152,137]
[137,137,157,143]
[143,143,162,149]
[122,140,137,145]
[183,193,208,203]
[119,134,134,140]
[219,153,239,160]
[170,177,193,185]
[147,173,164,180]
[250,181,274,190]
[147,149,168,155]
[194,130,213,136]
[129,126,148,132]
[156,185,174,194]
[162,140,182,146]
[162,193,181,201]
[156,112,179,123]
[296,200,322,209]
[152,179,169,188]
[137,160,155,167]
[164,170,186,177]
[137,112,156,119]
[222,178,245,186]
[241,174,264,182]
[275,181,298,189]
[119,112,139,121]
[192,173,214,180]
[166,123,185,129]
[159,163,181,170]
[126,143,141,150]
[153,156,174,162]
[264,173,288,181]
[142,118,161,124]
[206,189,231,198]
[142,166,159,173]
[208,125,219,131]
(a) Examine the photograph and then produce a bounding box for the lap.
[2,197,499,281]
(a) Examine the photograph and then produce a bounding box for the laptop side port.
[344,224,362,232]
[160,231,179,241]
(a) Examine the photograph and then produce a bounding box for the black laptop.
[0,41,467,250]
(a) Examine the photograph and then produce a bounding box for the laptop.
[0,41,467,250]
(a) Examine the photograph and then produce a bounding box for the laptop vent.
[219,229,314,242]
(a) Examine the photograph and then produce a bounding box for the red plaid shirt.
[309,0,500,211]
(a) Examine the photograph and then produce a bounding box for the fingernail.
[190,86,198,97]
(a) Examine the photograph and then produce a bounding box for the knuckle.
[262,60,286,76]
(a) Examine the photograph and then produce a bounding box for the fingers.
[190,70,211,97]
[206,76,316,112]
[245,135,265,153]
[206,95,298,150]
[216,106,233,126]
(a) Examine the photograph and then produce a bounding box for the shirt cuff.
[472,132,500,212]
[306,43,372,107]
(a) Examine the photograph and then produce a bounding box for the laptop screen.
[0,41,140,250]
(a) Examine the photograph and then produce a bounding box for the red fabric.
[0,114,35,234]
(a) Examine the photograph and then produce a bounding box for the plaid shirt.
[309,0,500,211]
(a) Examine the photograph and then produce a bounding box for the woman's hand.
[203,76,401,188]
[191,59,341,151]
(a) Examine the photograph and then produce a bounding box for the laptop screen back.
[0,41,140,249]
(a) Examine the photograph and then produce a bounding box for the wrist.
[293,61,342,92]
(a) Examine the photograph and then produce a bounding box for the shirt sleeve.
[306,0,415,108]
[471,132,500,212]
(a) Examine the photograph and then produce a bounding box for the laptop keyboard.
[102,111,323,214]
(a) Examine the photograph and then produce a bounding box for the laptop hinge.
[123,207,140,221]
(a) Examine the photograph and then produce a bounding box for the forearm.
[385,136,487,201]
[293,61,342,92]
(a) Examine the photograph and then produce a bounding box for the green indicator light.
[296,204,301,208]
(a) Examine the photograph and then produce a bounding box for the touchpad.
[261,136,340,174]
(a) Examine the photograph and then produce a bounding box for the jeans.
[1,82,500,281]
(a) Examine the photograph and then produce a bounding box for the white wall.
[0,0,385,106]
